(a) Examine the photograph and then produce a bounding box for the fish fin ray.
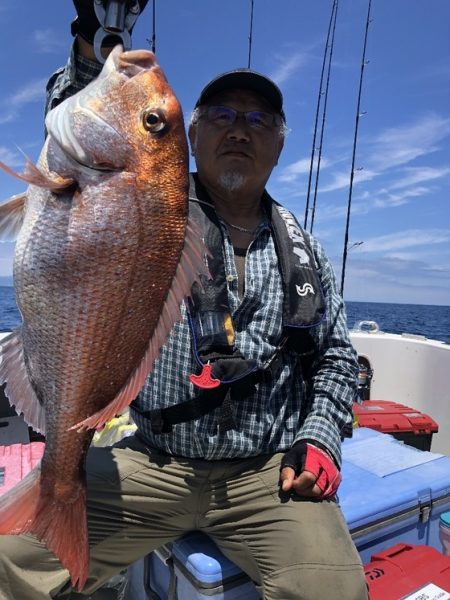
[0,465,89,591]
[0,465,41,532]
[0,329,46,435]
[69,213,210,432]
[0,193,27,241]
[0,158,74,191]
[33,487,89,591]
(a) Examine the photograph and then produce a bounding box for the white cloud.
[388,166,450,190]
[0,146,23,167]
[372,186,431,208]
[278,157,330,183]
[367,113,450,171]
[269,50,310,86]
[343,254,450,305]
[0,79,47,127]
[359,229,450,253]
[9,79,47,106]
[0,113,14,125]
[311,114,450,194]
[319,167,378,193]
[33,29,66,54]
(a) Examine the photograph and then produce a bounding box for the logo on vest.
[277,206,310,266]
[296,283,315,297]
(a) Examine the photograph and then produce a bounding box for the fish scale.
[0,46,208,590]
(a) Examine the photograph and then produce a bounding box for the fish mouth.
[66,147,120,173]
[116,47,157,75]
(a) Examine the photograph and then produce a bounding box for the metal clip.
[93,0,141,63]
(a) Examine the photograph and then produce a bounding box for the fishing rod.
[309,0,339,234]
[151,0,156,53]
[248,0,255,68]
[145,0,156,53]
[340,0,372,297]
[304,0,338,230]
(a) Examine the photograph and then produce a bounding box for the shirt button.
[226,275,235,283]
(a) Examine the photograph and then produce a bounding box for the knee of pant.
[262,564,368,600]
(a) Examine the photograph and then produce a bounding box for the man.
[0,2,367,599]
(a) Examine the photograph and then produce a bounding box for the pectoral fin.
[0,158,74,191]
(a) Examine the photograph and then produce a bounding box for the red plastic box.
[0,442,45,496]
[365,543,450,599]
[353,400,439,450]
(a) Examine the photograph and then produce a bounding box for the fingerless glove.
[280,440,341,499]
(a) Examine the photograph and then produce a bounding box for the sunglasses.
[198,105,282,130]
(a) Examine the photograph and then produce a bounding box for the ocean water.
[0,286,449,344]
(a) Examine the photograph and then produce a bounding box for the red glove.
[280,440,341,499]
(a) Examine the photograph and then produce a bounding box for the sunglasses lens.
[206,106,236,125]
[246,111,272,128]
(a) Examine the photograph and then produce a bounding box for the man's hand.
[71,0,149,46]
[279,441,341,499]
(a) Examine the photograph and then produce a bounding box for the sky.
[0,0,449,306]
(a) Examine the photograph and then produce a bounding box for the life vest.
[141,174,326,434]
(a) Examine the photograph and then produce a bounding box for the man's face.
[189,89,284,194]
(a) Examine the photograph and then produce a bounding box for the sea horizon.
[3,283,449,308]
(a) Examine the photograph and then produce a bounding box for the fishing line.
[340,0,373,296]
[309,0,339,234]
[147,0,156,53]
[304,0,338,230]
[248,0,255,68]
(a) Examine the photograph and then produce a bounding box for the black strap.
[133,331,316,435]
[136,386,230,434]
[135,378,259,435]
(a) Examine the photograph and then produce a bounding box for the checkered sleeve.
[294,233,359,467]
[45,43,102,116]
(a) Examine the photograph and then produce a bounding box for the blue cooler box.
[340,427,450,563]
[143,531,260,599]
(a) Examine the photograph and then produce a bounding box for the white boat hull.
[350,325,450,456]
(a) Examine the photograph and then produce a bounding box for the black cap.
[195,68,285,121]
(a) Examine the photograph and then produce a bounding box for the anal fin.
[0,329,46,435]
[0,193,26,241]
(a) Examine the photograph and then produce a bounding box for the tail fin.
[0,466,89,591]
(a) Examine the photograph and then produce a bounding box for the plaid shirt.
[46,47,358,467]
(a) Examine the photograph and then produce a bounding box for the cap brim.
[196,69,285,121]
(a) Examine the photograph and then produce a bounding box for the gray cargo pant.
[0,435,367,600]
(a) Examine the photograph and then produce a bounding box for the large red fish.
[0,46,207,590]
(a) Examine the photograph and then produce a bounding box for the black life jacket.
[139,174,326,434]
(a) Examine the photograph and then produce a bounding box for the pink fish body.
[0,46,207,590]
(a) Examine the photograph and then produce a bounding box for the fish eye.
[142,108,166,133]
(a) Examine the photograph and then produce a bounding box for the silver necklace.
[223,219,256,235]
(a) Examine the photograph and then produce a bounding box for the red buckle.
[189,363,221,389]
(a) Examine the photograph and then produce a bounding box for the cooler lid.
[364,543,450,599]
[353,400,439,434]
[340,428,450,530]
[172,531,245,585]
